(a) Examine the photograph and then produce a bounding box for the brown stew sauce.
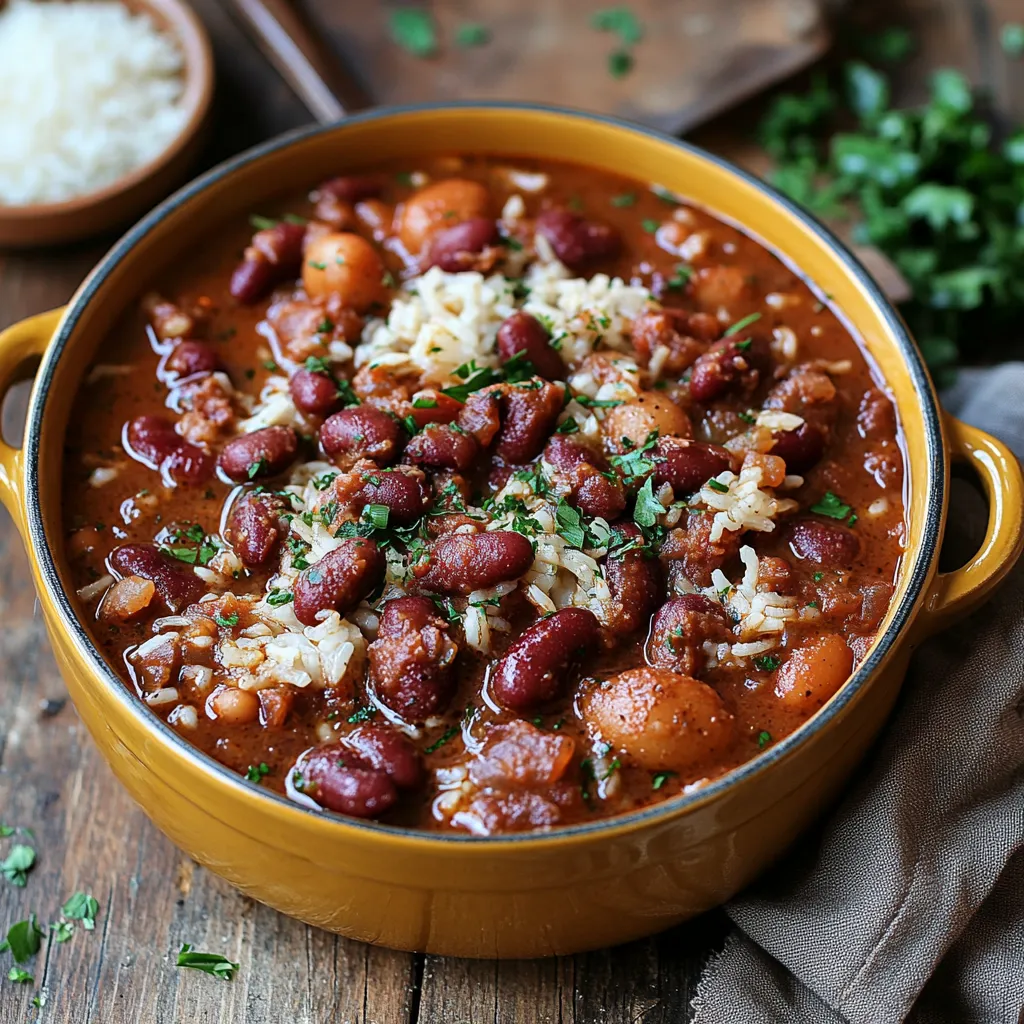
[63,155,906,834]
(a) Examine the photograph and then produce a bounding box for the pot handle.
[0,307,65,534]
[917,414,1024,636]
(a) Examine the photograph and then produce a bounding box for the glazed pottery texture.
[0,106,1020,957]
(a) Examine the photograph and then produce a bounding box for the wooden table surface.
[2,2,1022,1021]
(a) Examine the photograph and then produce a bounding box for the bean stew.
[64,156,906,835]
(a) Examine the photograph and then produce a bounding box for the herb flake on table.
[1001,23,1024,58]
[3,916,44,963]
[455,22,489,48]
[62,892,99,931]
[176,944,239,981]
[590,6,643,46]
[1,844,35,887]
[389,8,437,58]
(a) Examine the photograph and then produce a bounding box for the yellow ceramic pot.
[0,106,1021,958]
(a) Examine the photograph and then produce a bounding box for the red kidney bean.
[342,724,423,789]
[497,312,566,381]
[108,543,204,613]
[297,744,397,818]
[787,519,861,567]
[535,208,620,270]
[368,596,457,721]
[689,336,771,403]
[543,436,625,520]
[293,537,386,626]
[770,422,826,474]
[355,467,431,525]
[289,368,344,418]
[229,221,305,304]
[414,531,534,594]
[424,217,500,272]
[124,415,213,486]
[495,381,563,463]
[224,492,289,566]
[605,524,663,633]
[652,438,734,495]
[315,175,382,204]
[490,608,599,711]
[161,340,219,381]
[320,406,401,466]
[647,594,730,675]
[218,425,298,482]
[404,423,480,472]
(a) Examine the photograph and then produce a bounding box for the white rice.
[0,0,189,205]
[697,465,799,544]
[355,262,656,383]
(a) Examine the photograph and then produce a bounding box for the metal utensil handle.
[226,0,371,122]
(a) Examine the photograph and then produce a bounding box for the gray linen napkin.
[691,364,1024,1024]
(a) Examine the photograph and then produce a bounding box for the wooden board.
[2,0,1023,1020]
[312,0,832,132]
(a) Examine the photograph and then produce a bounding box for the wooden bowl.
[0,0,213,249]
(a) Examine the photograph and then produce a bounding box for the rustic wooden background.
[2,1,1023,1021]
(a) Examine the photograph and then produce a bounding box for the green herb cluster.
[759,30,1024,381]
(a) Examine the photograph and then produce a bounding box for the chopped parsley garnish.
[757,730,773,749]
[176,944,239,981]
[754,654,781,673]
[611,192,637,207]
[652,770,676,791]
[706,478,729,494]
[666,264,693,290]
[244,763,270,784]
[575,395,624,409]
[312,471,338,491]
[440,360,503,403]
[813,571,824,582]
[262,359,279,372]
[502,349,537,384]
[336,379,361,407]
[248,214,277,230]
[347,706,377,724]
[162,528,219,566]
[316,317,334,334]
[1,845,35,887]
[307,260,327,271]
[810,491,854,521]
[247,459,267,480]
[266,589,293,607]
[723,312,763,337]
[738,410,756,424]
[554,499,587,549]
[632,477,664,528]
[455,21,489,48]
[214,613,239,628]
[304,355,331,374]
[62,892,99,930]
[412,395,438,409]
[3,915,43,963]
[609,430,659,481]
[424,726,459,754]
[651,184,681,205]
[641,218,660,234]
[363,504,390,530]
[555,417,579,434]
